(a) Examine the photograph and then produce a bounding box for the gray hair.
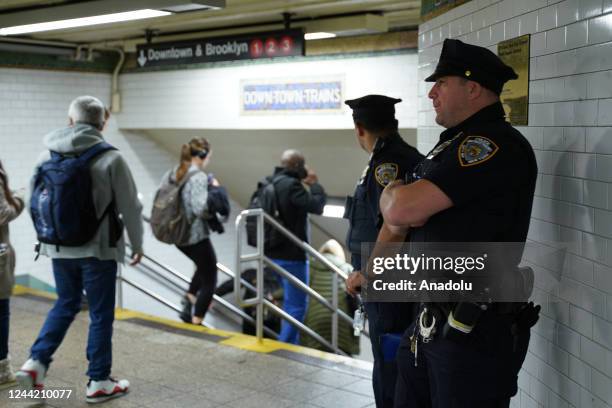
[68,96,106,129]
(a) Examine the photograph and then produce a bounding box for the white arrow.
[137,50,147,67]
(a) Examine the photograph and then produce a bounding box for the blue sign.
[242,81,343,112]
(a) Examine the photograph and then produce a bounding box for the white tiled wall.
[418,1,612,407]
[0,68,191,288]
[117,53,418,130]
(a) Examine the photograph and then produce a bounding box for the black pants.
[394,314,529,408]
[366,302,416,408]
[177,238,217,318]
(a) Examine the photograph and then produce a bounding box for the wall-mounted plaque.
[498,34,530,126]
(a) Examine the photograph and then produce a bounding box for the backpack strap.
[76,142,117,164]
[87,143,119,247]
[174,169,199,189]
[269,174,287,224]
[49,142,116,163]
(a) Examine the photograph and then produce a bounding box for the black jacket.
[266,167,326,261]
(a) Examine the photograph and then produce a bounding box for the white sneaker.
[86,377,129,404]
[15,358,46,390]
[0,358,16,385]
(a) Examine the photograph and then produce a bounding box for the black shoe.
[179,297,192,323]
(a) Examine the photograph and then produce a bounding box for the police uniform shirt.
[346,133,424,269]
[410,102,537,244]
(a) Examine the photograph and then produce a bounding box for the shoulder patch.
[458,136,499,167]
[374,163,398,186]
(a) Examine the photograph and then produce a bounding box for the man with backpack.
[253,150,326,344]
[17,96,143,404]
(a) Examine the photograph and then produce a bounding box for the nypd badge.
[427,132,463,159]
[375,163,398,186]
[358,165,369,185]
[458,136,499,167]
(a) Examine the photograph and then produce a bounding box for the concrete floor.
[1,295,374,408]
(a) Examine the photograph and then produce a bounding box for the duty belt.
[412,302,524,349]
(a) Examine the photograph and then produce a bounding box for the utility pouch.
[442,302,487,342]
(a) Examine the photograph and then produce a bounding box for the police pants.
[365,302,399,408]
[394,314,530,408]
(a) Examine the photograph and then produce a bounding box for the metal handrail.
[131,215,354,351]
[122,244,279,337]
[263,255,354,325]
[135,261,187,293]
[213,294,279,339]
[235,208,358,355]
[117,272,208,329]
[263,297,346,356]
[309,216,349,252]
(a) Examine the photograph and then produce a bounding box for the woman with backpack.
[0,161,24,385]
[163,137,219,325]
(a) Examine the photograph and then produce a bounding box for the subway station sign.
[136,29,305,68]
[241,77,345,114]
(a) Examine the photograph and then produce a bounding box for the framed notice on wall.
[421,0,472,22]
[498,34,530,126]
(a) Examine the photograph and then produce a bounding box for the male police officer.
[377,39,538,407]
[343,95,423,408]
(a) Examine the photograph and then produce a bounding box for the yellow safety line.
[13,285,57,300]
[114,308,235,339]
[219,335,373,370]
[13,285,372,370]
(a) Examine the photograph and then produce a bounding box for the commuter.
[301,239,358,356]
[343,94,424,407]
[0,161,24,385]
[16,96,144,403]
[162,137,220,326]
[376,39,539,407]
[266,150,326,344]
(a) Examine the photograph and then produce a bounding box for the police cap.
[344,94,402,123]
[425,39,518,95]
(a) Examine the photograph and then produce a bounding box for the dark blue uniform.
[344,132,423,408]
[394,101,537,408]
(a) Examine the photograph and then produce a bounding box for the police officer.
[377,39,539,407]
[343,95,423,408]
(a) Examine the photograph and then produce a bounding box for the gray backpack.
[150,170,197,246]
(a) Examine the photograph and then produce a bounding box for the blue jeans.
[0,299,9,360]
[271,259,309,344]
[30,258,117,380]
